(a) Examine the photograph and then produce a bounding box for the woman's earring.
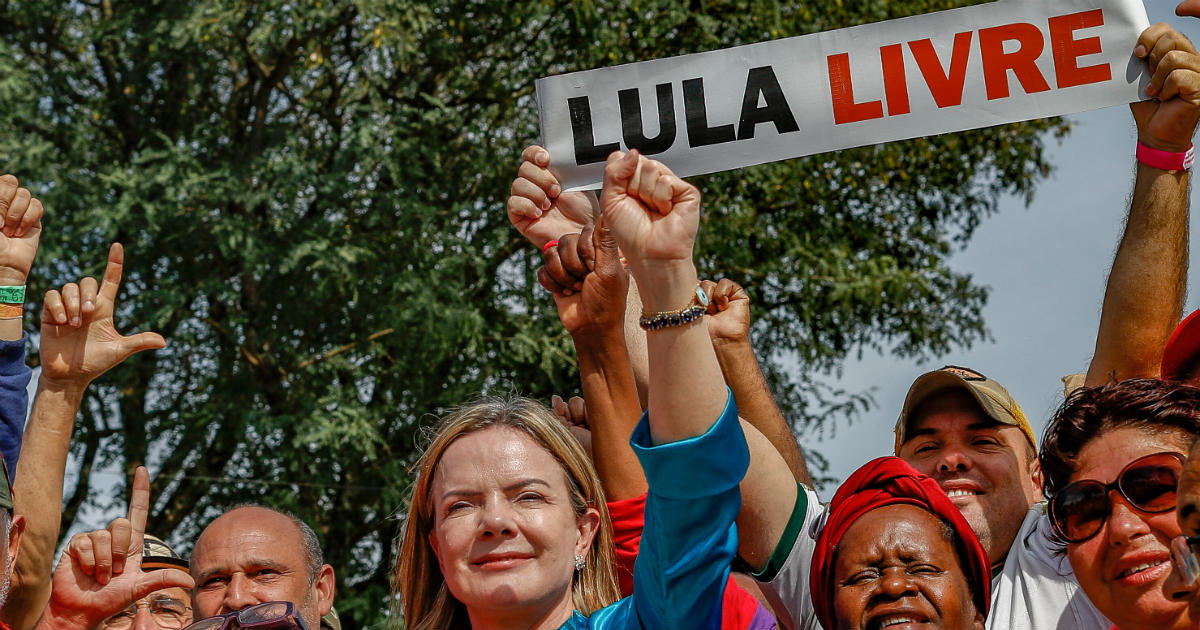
[574,555,585,572]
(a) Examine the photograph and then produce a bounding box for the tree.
[0,0,1061,626]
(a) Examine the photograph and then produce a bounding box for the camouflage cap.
[141,534,189,573]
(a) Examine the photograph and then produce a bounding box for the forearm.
[7,379,87,629]
[622,281,650,410]
[714,340,812,487]
[575,331,648,501]
[635,263,727,443]
[1086,163,1189,386]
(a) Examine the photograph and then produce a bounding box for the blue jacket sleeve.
[0,337,30,481]
[628,389,748,630]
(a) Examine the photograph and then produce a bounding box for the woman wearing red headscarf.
[810,457,990,630]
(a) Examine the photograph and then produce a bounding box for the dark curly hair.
[1040,379,1200,501]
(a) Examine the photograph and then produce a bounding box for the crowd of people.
[1,4,1200,630]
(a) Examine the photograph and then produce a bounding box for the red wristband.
[542,239,560,254]
[1137,142,1195,172]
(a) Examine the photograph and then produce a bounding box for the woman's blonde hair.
[394,395,621,629]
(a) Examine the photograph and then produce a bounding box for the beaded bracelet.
[639,284,710,331]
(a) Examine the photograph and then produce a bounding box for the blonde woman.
[395,150,748,629]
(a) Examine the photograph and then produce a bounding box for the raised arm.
[508,145,597,250]
[0,175,43,478]
[538,220,647,501]
[1086,24,1200,386]
[6,244,165,629]
[702,278,812,487]
[601,150,724,442]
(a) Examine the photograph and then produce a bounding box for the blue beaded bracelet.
[639,284,710,331]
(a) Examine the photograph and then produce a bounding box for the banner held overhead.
[535,0,1151,191]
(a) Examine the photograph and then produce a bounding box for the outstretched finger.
[98,243,125,306]
[130,567,196,603]
[117,332,167,362]
[126,466,150,572]
[1179,0,1200,18]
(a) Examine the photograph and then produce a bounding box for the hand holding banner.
[536,0,1151,191]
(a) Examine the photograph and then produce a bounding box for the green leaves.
[0,0,1062,626]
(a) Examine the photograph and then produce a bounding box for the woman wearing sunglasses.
[1040,379,1200,630]
[394,151,749,629]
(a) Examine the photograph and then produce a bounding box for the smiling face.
[832,504,983,630]
[1065,426,1195,630]
[427,426,600,630]
[897,389,1041,563]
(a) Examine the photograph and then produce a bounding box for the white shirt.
[988,504,1111,630]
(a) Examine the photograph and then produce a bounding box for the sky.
[804,3,1200,490]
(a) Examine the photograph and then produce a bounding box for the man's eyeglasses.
[1049,451,1184,544]
[101,596,193,630]
[182,602,310,630]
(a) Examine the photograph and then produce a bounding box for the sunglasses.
[1049,451,1185,544]
[182,602,310,630]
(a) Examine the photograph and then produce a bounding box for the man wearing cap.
[894,366,1105,629]
[90,535,193,630]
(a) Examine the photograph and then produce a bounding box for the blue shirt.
[559,391,748,630]
[0,337,30,480]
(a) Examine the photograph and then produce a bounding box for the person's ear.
[1030,457,1045,495]
[314,564,336,617]
[575,506,601,558]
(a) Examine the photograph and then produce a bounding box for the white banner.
[536,1,1151,191]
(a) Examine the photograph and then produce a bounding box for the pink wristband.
[1137,142,1195,172]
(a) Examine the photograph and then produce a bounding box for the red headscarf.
[809,456,991,630]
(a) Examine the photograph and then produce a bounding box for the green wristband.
[0,286,25,304]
